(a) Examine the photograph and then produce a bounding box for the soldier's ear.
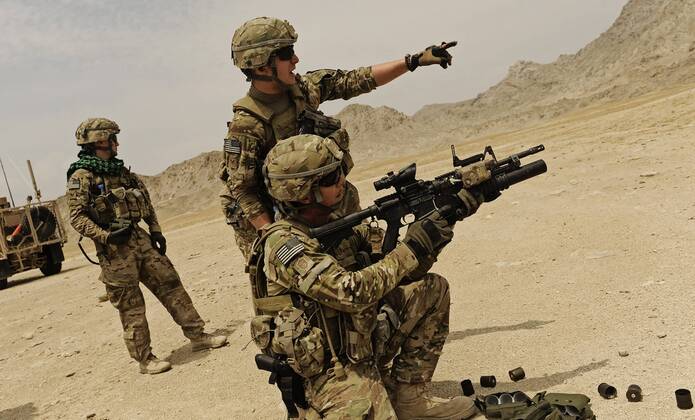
[255,65,272,76]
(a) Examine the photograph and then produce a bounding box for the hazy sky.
[0,0,629,201]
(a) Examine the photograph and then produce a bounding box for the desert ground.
[2,83,695,419]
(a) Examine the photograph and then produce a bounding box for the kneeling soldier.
[248,134,480,419]
[66,118,227,374]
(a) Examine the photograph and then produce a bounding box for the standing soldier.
[248,134,482,419]
[66,118,227,374]
[221,16,457,259]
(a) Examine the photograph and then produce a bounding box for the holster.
[255,354,308,419]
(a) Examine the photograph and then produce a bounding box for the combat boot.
[190,333,228,352]
[393,382,478,420]
[139,354,172,375]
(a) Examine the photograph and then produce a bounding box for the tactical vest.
[247,220,378,379]
[232,84,307,147]
[88,170,150,228]
[232,85,354,174]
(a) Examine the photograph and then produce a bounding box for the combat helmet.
[231,17,297,70]
[264,134,344,212]
[75,118,120,146]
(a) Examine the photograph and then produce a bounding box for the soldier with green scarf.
[66,117,228,374]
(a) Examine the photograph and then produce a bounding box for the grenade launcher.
[309,144,547,253]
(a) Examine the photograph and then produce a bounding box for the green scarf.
[66,151,125,180]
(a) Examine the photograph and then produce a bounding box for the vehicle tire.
[16,206,57,242]
[40,260,62,276]
[0,277,7,290]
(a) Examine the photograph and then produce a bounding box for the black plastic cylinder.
[480,375,497,388]
[676,388,693,410]
[626,384,642,402]
[460,379,475,397]
[508,367,525,382]
[598,383,617,399]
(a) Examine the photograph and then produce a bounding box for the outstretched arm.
[372,41,458,86]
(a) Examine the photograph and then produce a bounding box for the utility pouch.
[372,304,400,359]
[345,309,377,362]
[106,187,129,220]
[272,306,326,379]
[250,315,274,351]
[126,188,150,220]
[92,195,115,224]
[368,222,384,260]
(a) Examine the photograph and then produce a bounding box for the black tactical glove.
[106,226,132,245]
[150,231,167,255]
[406,41,457,71]
[403,211,454,257]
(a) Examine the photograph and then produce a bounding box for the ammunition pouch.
[270,306,326,379]
[372,303,399,358]
[92,187,150,227]
[345,310,376,363]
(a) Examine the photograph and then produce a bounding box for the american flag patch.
[276,236,305,266]
[224,138,241,154]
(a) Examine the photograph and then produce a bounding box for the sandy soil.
[2,84,695,419]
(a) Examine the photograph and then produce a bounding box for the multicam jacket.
[223,67,377,221]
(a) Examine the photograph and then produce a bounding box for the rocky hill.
[61,0,695,220]
[413,0,695,136]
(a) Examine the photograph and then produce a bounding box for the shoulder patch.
[68,178,81,190]
[276,236,305,266]
[224,138,241,154]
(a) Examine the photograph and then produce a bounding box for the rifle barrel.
[494,160,547,190]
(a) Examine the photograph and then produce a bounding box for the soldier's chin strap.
[249,55,290,88]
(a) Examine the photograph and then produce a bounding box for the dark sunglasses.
[318,167,343,187]
[275,45,295,61]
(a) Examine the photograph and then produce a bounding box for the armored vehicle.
[0,196,67,289]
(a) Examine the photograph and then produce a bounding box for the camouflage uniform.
[67,118,224,368]
[219,183,256,259]
[223,72,373,255]
[223,17,376,256]
[67,167,206,362]
[250,134,477,419]
[261,221,457,418]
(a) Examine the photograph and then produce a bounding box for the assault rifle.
[309,144,547,252]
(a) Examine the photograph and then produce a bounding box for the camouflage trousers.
[380,272,451,384]
[304,361,397,420]
[228,181,362,261]
[98,227,205,362]
[302,273,450,419]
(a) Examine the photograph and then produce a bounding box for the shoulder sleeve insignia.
[68,178,81,190]
[224,138,242,154]
[276,236,305,266]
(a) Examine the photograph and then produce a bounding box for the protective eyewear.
[275,45,295,61]
[318,167,343,187]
